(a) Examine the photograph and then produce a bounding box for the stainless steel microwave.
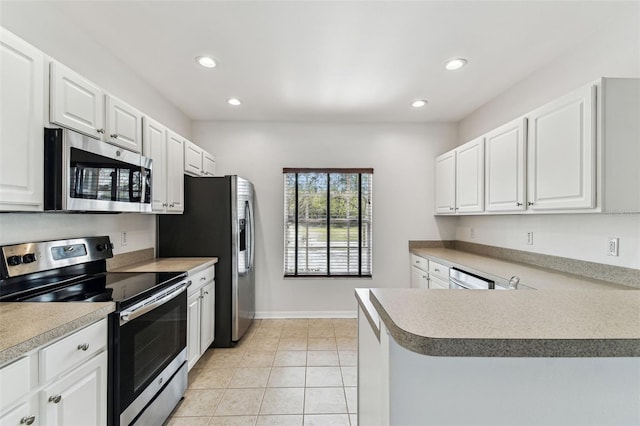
[44,128,152,212]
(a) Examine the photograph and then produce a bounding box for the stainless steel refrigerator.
[158,175,255,347]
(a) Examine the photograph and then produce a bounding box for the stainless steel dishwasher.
[449,267,495,289]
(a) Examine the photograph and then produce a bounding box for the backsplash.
[106,248,155,271]
[410,240,640,288]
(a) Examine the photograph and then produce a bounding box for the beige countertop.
[0,302,114,365]
[356,288,640,357]
[411,248,630,290]
[111,257,218,274]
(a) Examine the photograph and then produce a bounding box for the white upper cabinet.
[485,117,527,212]
[143,117,168,212]
[203,152,216,176]
[527,84,596,211]
[184,140,204,176]
[455,137,484,213]
[184,140,216,177]
[50,61,105,139]
[106,94,143,153]
[0,28,44,211]
[435,138,484,215]
[434,150,456,214]
[166,130,185,212]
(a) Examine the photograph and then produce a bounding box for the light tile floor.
[167,318,358,426]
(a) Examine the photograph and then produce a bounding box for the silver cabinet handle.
[527,201,534,206]
[200,276,206,281]
[20,416,36,425]
[422,275,427,279]
[49,395,62,404]
[169,203,175,207]
[414,260,419,264]
[516,202,523,206]
[77,343,89,351]
[434,268,440,272]
[162,203,168,207]
[96,128,105,134]
[111,134,119,139]
[449,207,454,211]
[203,291,209,295]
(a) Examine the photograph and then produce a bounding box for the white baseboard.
[255,311,357,319]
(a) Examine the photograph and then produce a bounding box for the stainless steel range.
[0,236,190,426]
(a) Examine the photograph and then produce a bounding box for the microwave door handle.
[119,281,190,325]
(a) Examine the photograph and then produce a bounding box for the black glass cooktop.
[1,272,186,308]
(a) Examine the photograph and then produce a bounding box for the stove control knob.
[96,243,106,252]
[22,253,36,264]
[7,255,22,266]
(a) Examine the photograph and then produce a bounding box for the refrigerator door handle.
[245,200,255,271]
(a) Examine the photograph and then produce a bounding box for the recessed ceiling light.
[411,100,428,108]
[227,98,242,106]
[445,58,467,71]
[196,56,216,68]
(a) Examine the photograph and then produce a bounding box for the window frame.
[283,167,373,278]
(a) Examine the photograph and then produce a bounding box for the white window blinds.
[283,168,373,277]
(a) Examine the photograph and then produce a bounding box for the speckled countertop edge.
[111,257,218,274]
[0,303,114,365]
[354,288,380,341]
[362,289,640,358]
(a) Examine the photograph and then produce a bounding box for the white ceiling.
[22,1,640,122]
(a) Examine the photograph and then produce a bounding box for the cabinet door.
[0,28,44,211]
[50,62,104,139]
[485,118,527,212]
[411,266,429,289]
[202,152,216,177]
[434,150,456,214]
[187,292,201,371]
[143,117,167,212]
[106,95,142,153]
[199,281,215,354]
[166,131,185,212]
[43,351,107,426]
[455,137,484,213]
[527,84,596,210]
[183,140,203,176]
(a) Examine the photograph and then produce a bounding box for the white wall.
[0,2,191,136]
[0,2,193,254]
[455,11,640,269]
[193,121,458,316]
[0,213,154,256]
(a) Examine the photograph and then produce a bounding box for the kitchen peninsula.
[356,287,640,425]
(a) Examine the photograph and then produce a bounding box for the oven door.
[114,282,187,425]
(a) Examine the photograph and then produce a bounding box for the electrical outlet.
[526,232,534,245]
[470,228,476,239]
[607,237,619,256]
[121,232,128,246]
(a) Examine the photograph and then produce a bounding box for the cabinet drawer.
[0,356,31,411]
[188,266,215,295]
[40,319,107,383]
[429,275,450,289]
[428,260,449,281]
[410,254,428,272]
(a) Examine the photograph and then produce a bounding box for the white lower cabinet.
[42,351,107,426]
[186,265,216,370]
[187,291,202,369]
[0,319,107,426]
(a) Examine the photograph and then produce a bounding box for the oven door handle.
[119,281,191,325]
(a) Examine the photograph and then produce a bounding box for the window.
[284,168,373,277]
